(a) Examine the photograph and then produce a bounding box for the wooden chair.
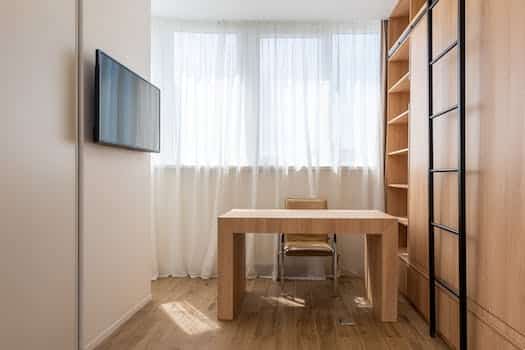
[278,198,338,293]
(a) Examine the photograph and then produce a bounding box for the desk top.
[220,209,395,221]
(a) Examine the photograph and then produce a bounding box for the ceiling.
[151,0,396,21]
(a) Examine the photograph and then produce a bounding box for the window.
[152,22,381,168]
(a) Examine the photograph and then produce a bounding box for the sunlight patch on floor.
[160,301,221,335]
[354,296,373,309]
[262,295,305,308]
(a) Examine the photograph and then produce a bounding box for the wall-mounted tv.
[94,49,160,153]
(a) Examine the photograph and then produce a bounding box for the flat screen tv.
[95,49,160,153]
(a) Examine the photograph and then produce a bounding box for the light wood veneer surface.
[96,277,449,350]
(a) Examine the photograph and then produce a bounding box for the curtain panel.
[150,19,384,279]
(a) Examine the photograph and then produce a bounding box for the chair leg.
[332,248,338,295]
[280,252,285,291]
[278,233,285,291]
[332,255,337,294]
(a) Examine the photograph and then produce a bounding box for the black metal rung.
[431,222,459,235]
[429,0,440,10]
[430,105,458,119]
[430,168,459,173]
[430,41,458,65]
[435,278,460,298]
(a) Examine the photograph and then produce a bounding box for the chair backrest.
[285,198,329,242]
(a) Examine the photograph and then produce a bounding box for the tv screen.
[95,49,160,153]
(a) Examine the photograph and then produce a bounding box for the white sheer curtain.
[151,19,383,279]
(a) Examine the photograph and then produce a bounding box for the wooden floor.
[96,277,449,350]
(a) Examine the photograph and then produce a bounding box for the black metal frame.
[427,0,467,349]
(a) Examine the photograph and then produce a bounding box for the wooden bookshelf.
[385,0,426,295]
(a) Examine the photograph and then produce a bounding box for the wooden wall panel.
[468,317,520,350]
[430,0,461,296]
[407,0,525,348]
[433,111,458,170]
[433,49,457,117]
[466,0,525,338]
[432,0,457,57]
[406,264,429,319]
[408,15,428,272]
[406,266,523,350]
[434,174,458,229]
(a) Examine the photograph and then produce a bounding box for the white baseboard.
[84,294,152,350]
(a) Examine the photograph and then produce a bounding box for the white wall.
[0,1,77,349]
[152,0,395,20]
[79,0,153,348]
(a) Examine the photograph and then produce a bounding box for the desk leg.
[365,223,398,322]
[217,226,245,321]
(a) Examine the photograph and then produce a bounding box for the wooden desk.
[217,209,399,322]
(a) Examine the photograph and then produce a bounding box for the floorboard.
[96,277,449,350]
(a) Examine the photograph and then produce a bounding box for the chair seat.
[284,240,334,256]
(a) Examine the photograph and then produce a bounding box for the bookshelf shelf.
[388,184,409,189]
[389,72,410,94]
[388,148,409,156]
[388,110,409,125]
